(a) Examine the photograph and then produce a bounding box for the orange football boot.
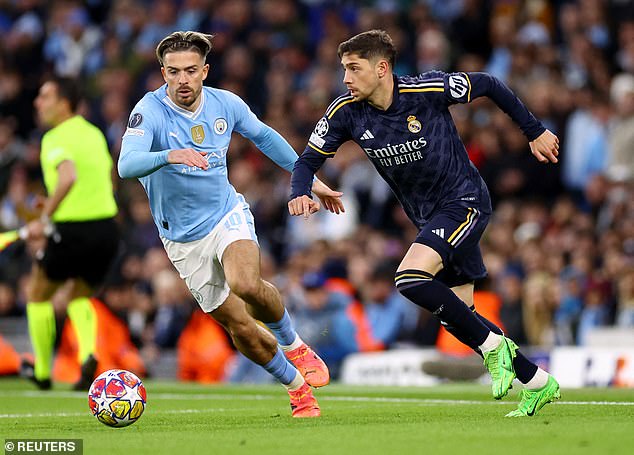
[284,343,330,388]
[288,382,320,418]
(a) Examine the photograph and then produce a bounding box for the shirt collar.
[161,85,205,120]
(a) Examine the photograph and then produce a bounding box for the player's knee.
[394,269,435,305]
[228,278,261,302]
[228,319,258,345]
[395,269,442,314]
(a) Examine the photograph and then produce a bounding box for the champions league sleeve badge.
[128,113,143,128]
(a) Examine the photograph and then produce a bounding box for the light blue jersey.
[119,85,298,242]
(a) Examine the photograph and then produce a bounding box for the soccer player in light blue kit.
[118,31,344,418]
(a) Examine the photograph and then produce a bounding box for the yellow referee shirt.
[40,116,117,222]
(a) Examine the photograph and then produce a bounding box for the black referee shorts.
[39,217,119,287]
[414,202,490,288]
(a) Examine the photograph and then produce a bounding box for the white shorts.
[161,198,258,313]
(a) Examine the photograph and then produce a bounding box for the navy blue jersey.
[291,71,545,229]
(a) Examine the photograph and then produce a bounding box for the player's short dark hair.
[337,30,396,68]
[156,31,213,66]
[47,75,82,112]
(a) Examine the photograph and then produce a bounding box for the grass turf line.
[1,378,633,455]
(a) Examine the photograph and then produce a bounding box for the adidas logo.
[431,228,445,238]
[360,130,374,140]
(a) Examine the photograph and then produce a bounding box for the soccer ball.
[88,369,147,428]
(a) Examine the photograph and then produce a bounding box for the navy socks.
[395,269,538,384]
[395,270,490,346]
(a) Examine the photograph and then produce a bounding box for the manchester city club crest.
[407,115,422,133]
[214,118,228,135]
[191,125,205,144]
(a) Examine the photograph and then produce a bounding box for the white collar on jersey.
[162,88,205,120]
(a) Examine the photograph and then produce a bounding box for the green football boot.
[505,375,561,417]
[483,336,518,399]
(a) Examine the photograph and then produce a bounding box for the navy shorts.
[414,202,490,288]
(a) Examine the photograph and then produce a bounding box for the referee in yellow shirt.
[22,76,119,390]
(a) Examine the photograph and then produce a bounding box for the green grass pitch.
[1,378,633,455]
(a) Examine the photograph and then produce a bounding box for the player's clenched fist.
[288,195,320,219]
[529,129,559,164]
[168,148,209,170]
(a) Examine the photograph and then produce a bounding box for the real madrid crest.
[214,118,228,135]
[407,115,422,134]
[191,125,205,144]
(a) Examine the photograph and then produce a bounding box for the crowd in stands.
[0,0,632,381]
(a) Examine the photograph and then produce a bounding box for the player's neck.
[367,76,394,111]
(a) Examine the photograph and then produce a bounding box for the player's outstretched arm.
[118,147,208,178]
[288,195,320,219]
[312,179,345,214]
[529,129,559,164]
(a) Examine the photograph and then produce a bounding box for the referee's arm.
[42,160,76,219]
[26,160,75,239]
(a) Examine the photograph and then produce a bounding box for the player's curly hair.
[155,31,214,66]
[337,30,396,68]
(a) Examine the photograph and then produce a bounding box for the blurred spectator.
[616,269,634,328]
[43,5,103,77]
[606,73,634,183]
[361,261,420,345]
[561,87,608,200]
[577,278,612,345]
[122,190,163,256]
[485,13,515,82]
[133,0,177,61]
[554,266,584,345]
[152,270,193,349]
[0,69,36,137]
[416,26,450,73]
[289,271,352,374]
[0,119,25,198]
[497,271,527,345]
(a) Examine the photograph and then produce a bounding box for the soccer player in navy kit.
[289,30,561,417]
